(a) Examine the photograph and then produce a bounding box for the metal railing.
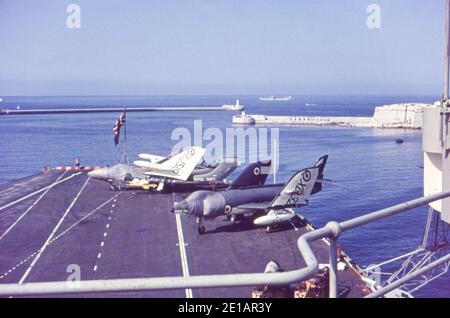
[1,190,450,298]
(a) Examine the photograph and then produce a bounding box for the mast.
[441,0,450,223]
[273,138,277,184]
[444,0,450,101]
[122,105,128,164]
[423,0,450,223]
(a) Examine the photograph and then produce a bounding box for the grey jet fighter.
[88,146,236,187]
[88,146,206,182]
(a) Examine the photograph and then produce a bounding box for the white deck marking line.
[0,171,69,241]
[0,193,120,280]
[93,200,117,273]
[175,214,193,298]
[173,193,193,298]
[0,172,82,213]
[18,176,91,284]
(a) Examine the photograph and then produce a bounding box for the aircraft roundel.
[303,169,312,181]
[253,167,260,175]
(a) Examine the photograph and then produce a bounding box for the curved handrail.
[1,190,450,296]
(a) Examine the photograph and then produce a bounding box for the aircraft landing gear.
[266,223,283,233]
[196,217,206,235]
[197,225,206,234]
[109,182,121,191]
[230,215,243,224]
[266,226,275,233]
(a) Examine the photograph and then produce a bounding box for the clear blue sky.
[0,0,446,95]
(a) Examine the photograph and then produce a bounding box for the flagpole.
[122,105,128,164]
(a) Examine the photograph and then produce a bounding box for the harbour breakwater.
[233,103,430,129]
[0,105,244,116]
[0,99,245,116]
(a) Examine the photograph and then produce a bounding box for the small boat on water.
[259,96,292,101]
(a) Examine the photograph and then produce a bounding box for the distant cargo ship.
[259,96,292,101]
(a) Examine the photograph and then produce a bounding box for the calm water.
[0,95,448,297]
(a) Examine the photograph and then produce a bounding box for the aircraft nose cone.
[88,168,107,179]
[173,200,188,214]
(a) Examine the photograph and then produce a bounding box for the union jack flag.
[113,111,126,146]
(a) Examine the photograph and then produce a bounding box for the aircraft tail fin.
[268,155,328,210]
[192,158,239,181]
[311,155,328,195]
[159,146,206,181]
[229,160,272,189]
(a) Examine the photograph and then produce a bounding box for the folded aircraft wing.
[138,153,166,163]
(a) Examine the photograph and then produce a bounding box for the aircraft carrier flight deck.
[0,169,371,298]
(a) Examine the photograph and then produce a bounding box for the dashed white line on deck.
[18,176,91,284]
[0,193,120,280]
[92,200,117,272]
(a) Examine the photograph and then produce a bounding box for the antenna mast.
[121,105,128,164]
[444,0,450,101]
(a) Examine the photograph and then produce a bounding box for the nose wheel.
[195,217,206,234]
[197,225,206,234]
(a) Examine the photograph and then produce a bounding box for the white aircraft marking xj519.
[171,155,328,234]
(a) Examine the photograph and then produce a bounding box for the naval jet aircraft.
[88,147,249,192]
[93,158,270,193]
[172,155,328,234]
[88,146,206,186]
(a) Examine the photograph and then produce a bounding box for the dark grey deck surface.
[0,171,370,297]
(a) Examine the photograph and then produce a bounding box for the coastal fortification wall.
[372,103,427,128]
[233,103,432,129]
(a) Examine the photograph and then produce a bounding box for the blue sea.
[0,95,448,297]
